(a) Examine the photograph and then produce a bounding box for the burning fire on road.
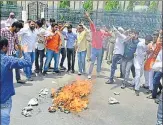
[48,80,92,113]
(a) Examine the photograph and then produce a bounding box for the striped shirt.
[0,28,19,55]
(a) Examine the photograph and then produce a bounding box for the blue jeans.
[152,72,163,98]
[44,49,59,72]
[24,52,35,79]
[77,51,86,73]
[109,54,123,81]
[88,48,102,75]
[156,93,163,125]
[1,98,12,125]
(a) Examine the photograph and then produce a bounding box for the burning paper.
[49,80,92,113]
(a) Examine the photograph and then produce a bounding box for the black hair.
[11,21,23,29]
[41,18,46,24]
[0,37,8,50]
[78,24,84,28]
[50,18,55,23]
[51,23,58,27]
[57,21,64,24]
[67,24,72,29]
[28,20,35,24]
[36,20,43,27]
[18,20,24,23]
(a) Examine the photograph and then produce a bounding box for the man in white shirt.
[6,12,17,27]
[18,20,38,81]
[133,35,152,96]
[35,20,46,74]
[106,26,128,84]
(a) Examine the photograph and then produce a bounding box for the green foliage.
[148,1,158,12]
[59,0,70,9]
[83,0,93,11]
[104,0,119,11]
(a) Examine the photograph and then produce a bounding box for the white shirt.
[6,18,17,27]
[134,39,148,69]
[113,30,126,55]
[35,28,46,50]
[156,49,162,62]
[18,28,38,52]
[47,26,51,31]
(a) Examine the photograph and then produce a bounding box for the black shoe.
[53,70,60,74]
[60,66,66,70]
[71,70,75,73]
[142,85,149,89]
[49,67,54,69]
[146,90,152,94]
[42,71,47,76]
[135,90,140,96]
[17,79,26,84]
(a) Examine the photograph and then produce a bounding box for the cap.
[145,35,153,41]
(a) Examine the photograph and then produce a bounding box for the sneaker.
[78,72,81,75]
[135,90,140,96]
[17,79,26,84]
[121,83,126,89]
[27,78,33,81]
[105,79,114,84]
[88,75,91,79]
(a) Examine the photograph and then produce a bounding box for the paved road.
[11,59,158,125]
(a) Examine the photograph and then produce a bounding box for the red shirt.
[90,23,111,49]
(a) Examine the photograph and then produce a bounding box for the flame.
[49,80,92,113]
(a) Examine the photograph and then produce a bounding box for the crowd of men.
[0,12,162,125]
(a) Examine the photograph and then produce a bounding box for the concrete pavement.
[11,59,158,125]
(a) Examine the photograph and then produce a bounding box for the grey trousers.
[122,58,133,83]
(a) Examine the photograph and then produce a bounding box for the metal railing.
[44,8,162,38]
[0,5,22,20]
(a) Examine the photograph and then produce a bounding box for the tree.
[59,0,70,9]
[148,1,158,12]
[83,0,93,12]
[104,0,119,12]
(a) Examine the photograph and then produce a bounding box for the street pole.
[37,1,38,20]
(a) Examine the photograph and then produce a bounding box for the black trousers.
[60,48,66,67]
[131,64,135,78]
[35,49,45,72]
[67,48,75,71]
